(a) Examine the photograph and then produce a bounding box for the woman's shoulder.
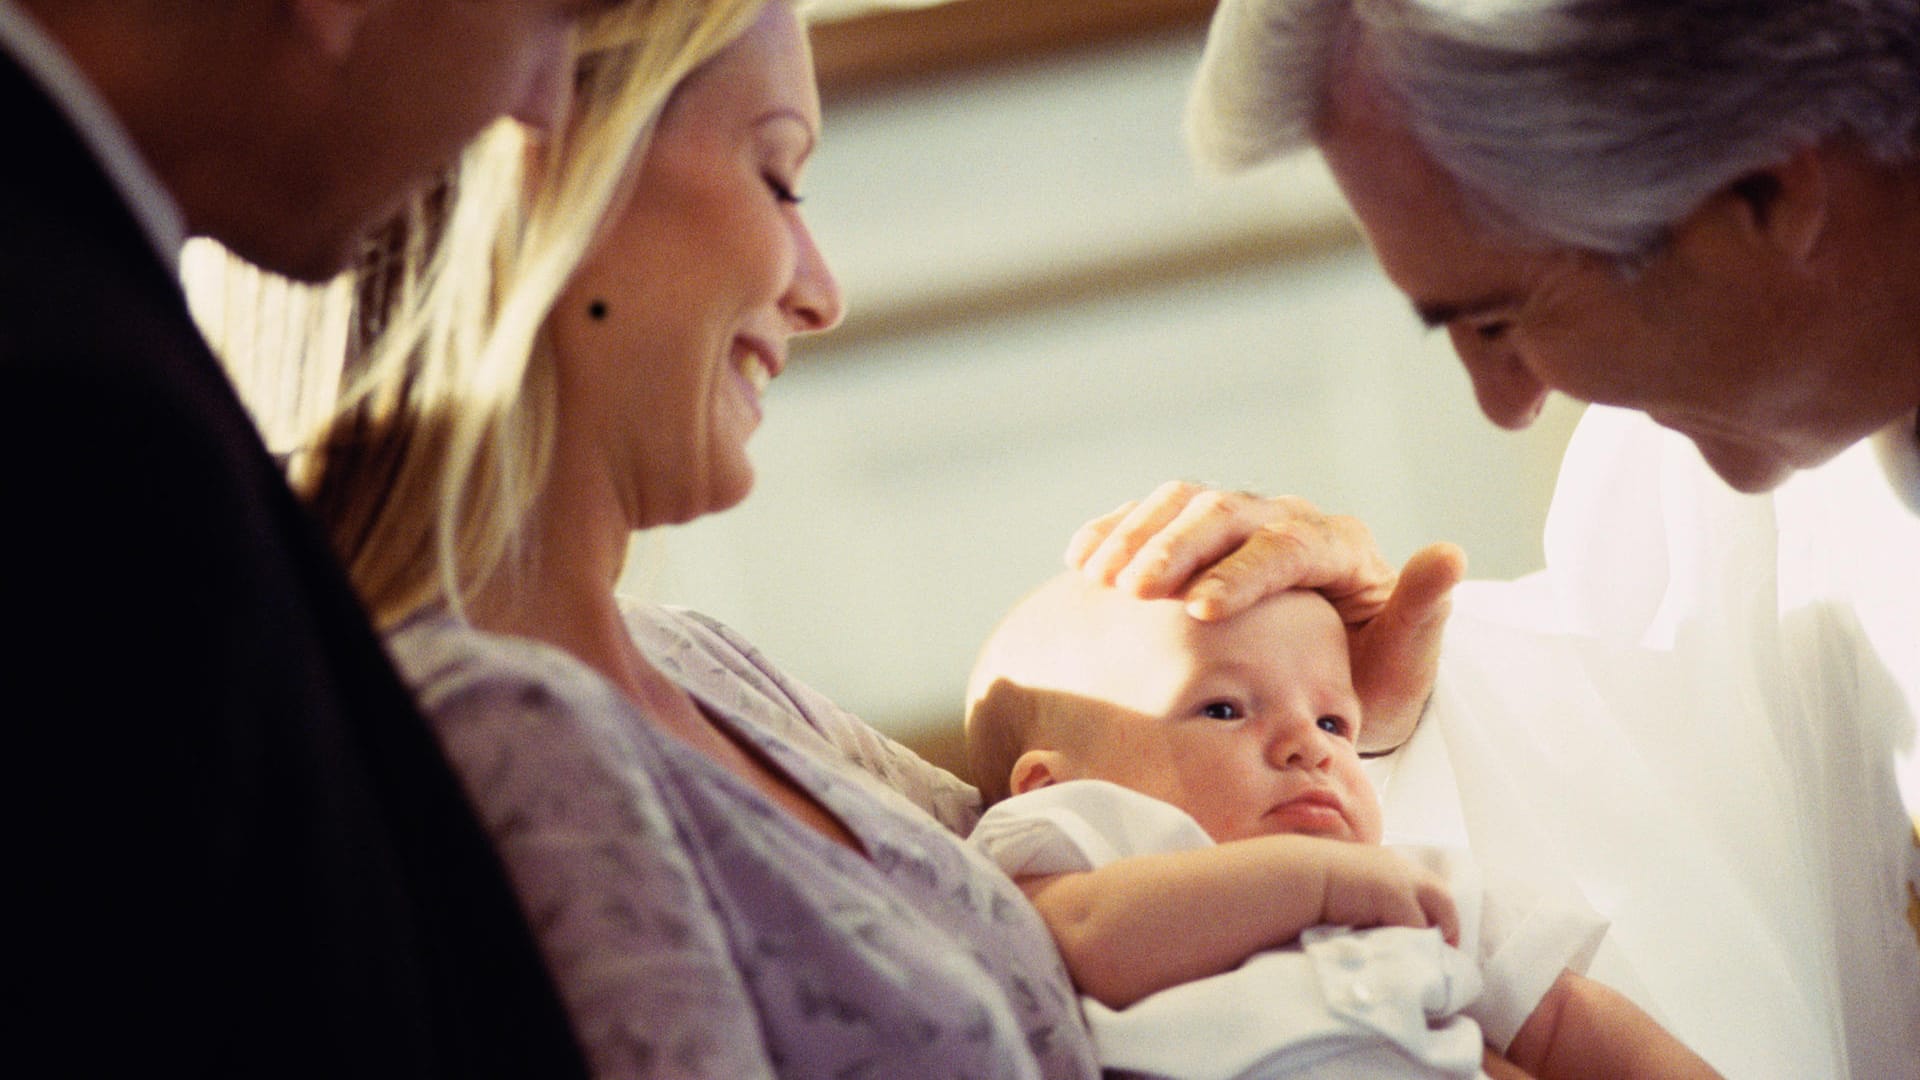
[623,602,789,690]
[623,600,986,834]
[387,609,625,727]
[619,600,835,735]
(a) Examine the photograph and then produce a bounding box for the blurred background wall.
[630,0,1584,775]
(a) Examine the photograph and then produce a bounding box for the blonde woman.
[269,1,1461,1076]
[278,2,1082,1075]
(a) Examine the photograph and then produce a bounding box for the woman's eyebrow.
[758,108,818,156]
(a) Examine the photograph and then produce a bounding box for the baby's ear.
[1009,750,1069,796]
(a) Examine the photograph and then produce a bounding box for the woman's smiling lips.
[733,337,783,409]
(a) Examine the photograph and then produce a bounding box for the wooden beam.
[812,0,1219,102]
[800,217,1361,356]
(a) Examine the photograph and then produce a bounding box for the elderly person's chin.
[1691,438,1798,495]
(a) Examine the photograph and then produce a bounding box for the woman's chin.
[704,465,757,519]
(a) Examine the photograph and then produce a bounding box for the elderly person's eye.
[1470,318,1512,343]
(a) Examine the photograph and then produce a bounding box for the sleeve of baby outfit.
[1455,855,1608,1052]
[421,653,780,1080]
[967,780,1217,875]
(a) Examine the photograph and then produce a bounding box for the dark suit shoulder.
[1,60,586,1079]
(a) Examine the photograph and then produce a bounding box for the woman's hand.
[1065,483,1465,753]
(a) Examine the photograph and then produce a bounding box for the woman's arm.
[1023,835,1458,1008]
[1064,483,1465,752]
[1507,971,1723,1080]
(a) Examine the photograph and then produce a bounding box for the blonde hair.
[250,0,772,629]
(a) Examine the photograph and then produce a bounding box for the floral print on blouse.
[389,603,1096,1080]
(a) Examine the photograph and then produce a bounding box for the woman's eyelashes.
[764,173,802,205]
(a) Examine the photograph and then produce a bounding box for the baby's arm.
[1506,970,1722,1079]
[1020,836,1457,1008]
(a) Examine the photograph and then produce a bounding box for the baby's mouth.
[1267,790,1350,836]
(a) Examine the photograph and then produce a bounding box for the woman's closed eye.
[764,173,802,205]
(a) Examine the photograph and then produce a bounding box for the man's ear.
[1726,144,1829,263]
[1009,750,1070,797]
[288,0,381,61]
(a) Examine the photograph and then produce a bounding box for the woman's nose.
[1450,327,1549,429]
[784,222,844,334]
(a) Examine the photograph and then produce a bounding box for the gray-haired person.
[1187,2,1919,1078]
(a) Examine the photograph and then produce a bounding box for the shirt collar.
[0,0,187,270]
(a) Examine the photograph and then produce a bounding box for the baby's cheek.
[1351,794,1385,845]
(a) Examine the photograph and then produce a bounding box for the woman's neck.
[467,460,672,711]
[468,461,869,855]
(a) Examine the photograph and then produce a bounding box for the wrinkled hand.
[1317,842,1460,946]
[1065,483,1465,752]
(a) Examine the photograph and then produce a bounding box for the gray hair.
[1190,0,1920,256]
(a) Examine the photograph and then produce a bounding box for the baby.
[964,573,1720,1079]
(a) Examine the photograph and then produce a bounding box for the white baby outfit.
[970,780,1608,1080]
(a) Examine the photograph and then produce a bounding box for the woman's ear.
[1009,749,1071,797]
[288,0,380,61]
[1726,144,1829,263]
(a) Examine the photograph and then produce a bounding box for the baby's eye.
[1317,715,1353,740]
[1199,701,1243,721]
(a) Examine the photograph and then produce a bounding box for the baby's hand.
[1317,845,1459,945]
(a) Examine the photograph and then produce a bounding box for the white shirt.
[0,0,185,269]
[1872,410,1920,515]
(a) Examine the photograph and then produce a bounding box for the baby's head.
[965,574,1381,845]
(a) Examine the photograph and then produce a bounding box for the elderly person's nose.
[1450,329,1549,429]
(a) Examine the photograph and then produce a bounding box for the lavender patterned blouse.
[389,602,1097,1080]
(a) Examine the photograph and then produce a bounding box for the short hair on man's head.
[1190,0,1920,259]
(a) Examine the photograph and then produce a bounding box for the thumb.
[1352,542,1466,754]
